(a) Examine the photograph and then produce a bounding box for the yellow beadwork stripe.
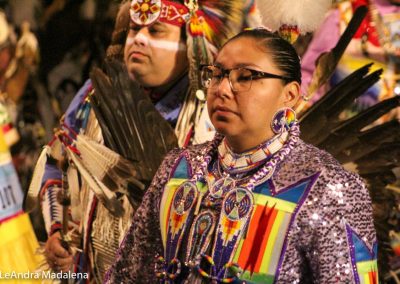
[232,203,259,264]
[159,178,186,249]
[259,210,287,274]
[361,274,368,284]
[253,193,297,213]
[269,212,291,274]
[356,260,378,275]
[232,238,244,263]
[357,260,378,284]
[232,207,292,276]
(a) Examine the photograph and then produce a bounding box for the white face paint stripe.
[126,33,186,51]
[126,36,136,46]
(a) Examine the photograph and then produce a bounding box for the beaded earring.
[270,107,296,134]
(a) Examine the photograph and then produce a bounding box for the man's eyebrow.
[151,22,166,28]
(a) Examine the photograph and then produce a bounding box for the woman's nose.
[215,76,234,99]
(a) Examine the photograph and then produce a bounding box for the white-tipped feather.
[77,134,120,167]
[67,165,81,222]
[75,134,118,180]
[75,134,143,191]
[255,0,332,33]
[65,147,124,217]
[24,145,50,212]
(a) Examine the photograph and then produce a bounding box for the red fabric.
[1,123,12,133]
[351,0,380,46]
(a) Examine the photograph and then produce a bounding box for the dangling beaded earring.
[271,107,296,134]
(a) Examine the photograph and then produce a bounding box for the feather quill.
[24,145,50,212]
[67,164,81,222]
[319,96,400,153]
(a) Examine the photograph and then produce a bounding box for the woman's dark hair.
[226,28,301,85]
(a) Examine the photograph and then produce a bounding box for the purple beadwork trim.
[345,223,361,284]
[344,223,379,284]
[268,171,320,197]
[168,151,193,180]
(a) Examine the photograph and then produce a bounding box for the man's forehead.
[130,20,170,29]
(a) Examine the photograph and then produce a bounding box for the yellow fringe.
[0,213,44,283]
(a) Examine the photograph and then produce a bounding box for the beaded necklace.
[197,123,300,194]
[218,131,288,174]
[217,131,289,175]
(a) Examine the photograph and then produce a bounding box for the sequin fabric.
[105,139,377,283]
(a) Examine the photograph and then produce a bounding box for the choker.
[217,131,289,175]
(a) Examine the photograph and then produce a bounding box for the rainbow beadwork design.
[345,224,378,284]
[271,108,296,134]
[160,152,319,283]
[232,173,319,283]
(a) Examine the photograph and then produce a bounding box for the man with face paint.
[124,24,188,89]
[31,0,256,282]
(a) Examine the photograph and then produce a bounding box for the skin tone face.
[207,37,300,153]
[124,21,188,92]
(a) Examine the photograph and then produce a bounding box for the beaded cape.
[106,132,378,283]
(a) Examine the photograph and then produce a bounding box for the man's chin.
[128,73,158,88]
[127,69,148,85]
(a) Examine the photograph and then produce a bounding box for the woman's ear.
[283,81,301,108]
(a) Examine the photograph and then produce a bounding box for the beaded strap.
[247,123,300,190]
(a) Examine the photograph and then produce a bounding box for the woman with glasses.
[107,28,378,283]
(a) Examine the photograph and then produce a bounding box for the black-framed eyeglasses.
[200,65,291,92]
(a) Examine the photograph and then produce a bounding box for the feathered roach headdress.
[254,0,332,43]
[128,0,258,145]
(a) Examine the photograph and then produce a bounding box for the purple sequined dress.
[106,133,377,283]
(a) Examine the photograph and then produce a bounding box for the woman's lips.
[213,105,238,115]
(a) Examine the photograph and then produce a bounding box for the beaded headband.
[130,0,191,27]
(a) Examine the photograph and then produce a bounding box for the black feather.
[89,60,178,208]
